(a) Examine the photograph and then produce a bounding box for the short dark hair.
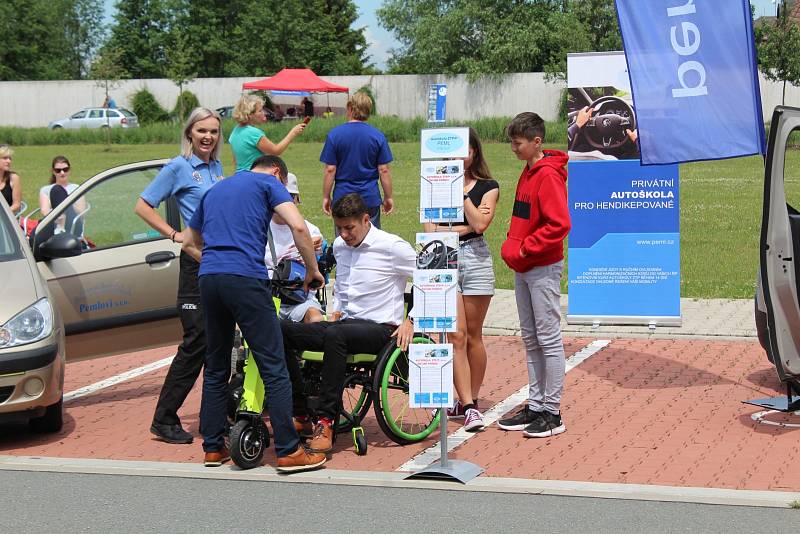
[506,112,545,141]
[332,193,368,219]
[251,155,288,182]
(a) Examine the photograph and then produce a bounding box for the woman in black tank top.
[0,145,22,214]
[422,128,499,429]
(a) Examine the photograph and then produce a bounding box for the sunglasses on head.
[54,167,70,173]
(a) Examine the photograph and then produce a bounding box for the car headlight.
[0,298,54,349]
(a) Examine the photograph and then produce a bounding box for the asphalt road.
[2,471,799,533]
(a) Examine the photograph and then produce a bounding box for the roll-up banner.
[566,52,680,326]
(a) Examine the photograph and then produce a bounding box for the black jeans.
[152,252,205,426]
[281,319,394,420]
[200,274,299,456]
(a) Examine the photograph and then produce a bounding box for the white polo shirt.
[332,224,415,326]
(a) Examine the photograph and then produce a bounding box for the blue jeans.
[199,274,300,457]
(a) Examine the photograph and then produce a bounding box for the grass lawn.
[9,141,789,298]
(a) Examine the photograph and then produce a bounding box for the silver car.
[49,108,139,130]
[1,160,183,432]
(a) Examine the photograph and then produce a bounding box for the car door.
[85,108,105,128]
[65,110,87,129]
[31,160,183,361]
[760,105,800,392]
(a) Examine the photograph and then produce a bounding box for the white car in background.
[48,108,139,130]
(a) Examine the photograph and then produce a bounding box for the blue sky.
[101,0,397,70]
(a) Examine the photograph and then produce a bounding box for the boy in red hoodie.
[498,112,571,438]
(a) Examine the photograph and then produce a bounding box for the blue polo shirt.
[140,154,224,224]
[189,170,293,279]
[319,121,393,208]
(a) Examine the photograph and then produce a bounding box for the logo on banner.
[425,133,463,154]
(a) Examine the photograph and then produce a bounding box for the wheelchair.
[227,263,441,470]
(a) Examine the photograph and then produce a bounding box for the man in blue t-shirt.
[182,155,326,473]
[319,91,394,228]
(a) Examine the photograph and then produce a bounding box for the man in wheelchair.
[281,193,416,453]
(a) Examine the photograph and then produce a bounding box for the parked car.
[0,198,65,432]
[48,108,139,130]
[1,160,183,432]
[755,105,800,407]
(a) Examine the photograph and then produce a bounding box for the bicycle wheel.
[373,337,440,445]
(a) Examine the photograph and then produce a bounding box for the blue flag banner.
[567,160,680,323]
[615,0,765,165]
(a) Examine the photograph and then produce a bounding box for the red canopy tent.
[242,68,349,93]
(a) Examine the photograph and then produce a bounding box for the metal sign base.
[405,459,483,483]
[404,405,483,484]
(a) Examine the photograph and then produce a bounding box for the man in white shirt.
[281,193,415,453]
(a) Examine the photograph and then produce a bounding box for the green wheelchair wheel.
[372,336,440,445]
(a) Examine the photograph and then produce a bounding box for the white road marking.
[397,339,611,472]
[64,356,175,403]
[0,455,796,509]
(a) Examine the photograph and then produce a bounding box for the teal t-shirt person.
[229,124,266,172]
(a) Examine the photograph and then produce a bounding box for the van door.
[760,105,800,394]
[31,160,183,361]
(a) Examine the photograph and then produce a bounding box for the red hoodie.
[500,149,570,273]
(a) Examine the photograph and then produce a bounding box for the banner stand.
[406,130,483,482]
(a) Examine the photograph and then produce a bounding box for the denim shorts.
[458,236,495,296]
[279,293,323,322]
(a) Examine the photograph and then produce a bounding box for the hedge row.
[0,115,570,146]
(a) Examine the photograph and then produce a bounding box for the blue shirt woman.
[133,107,224,445]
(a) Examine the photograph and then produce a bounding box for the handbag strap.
[267,224,278,265]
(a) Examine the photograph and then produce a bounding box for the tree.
[756,2,800,105]
[377,0,620,79]
[104,0,172,78]
[0,0,102,80]
[90,47,128,143]
[165,28,197,120]
[63,0,106,79]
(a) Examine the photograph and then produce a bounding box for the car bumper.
[0,343,64,419]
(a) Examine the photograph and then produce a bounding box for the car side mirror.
[38,232,82,259]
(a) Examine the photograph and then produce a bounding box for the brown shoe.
[276,446,326,473]
[308,422,334,452]
[294,417,314,438]
[204,447,230,467]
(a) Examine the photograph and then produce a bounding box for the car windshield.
[119,108,136,118]
[0,210,23,263]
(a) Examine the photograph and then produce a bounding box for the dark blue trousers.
[199,274,300,457]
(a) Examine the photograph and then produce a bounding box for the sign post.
[405,127,483,483]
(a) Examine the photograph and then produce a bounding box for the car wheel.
[29,397,64,433]
[52,125,63,130]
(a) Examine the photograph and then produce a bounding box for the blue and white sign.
[616,0,765,165]
[427,84,447,123]
[420,127,469,160]
[567,160,680,323]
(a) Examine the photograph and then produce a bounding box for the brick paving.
[2,333,797,492]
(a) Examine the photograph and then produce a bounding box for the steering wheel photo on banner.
[579,95,636,150]
[416,240,457,270]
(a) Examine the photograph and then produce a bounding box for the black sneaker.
[497,406,542,431]
[522,411,565,438]
[150,422,194,444]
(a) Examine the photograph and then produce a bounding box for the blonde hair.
[0,144,13,182]
[233,94,264,124]
[180,108,223,160]
[347,91,372,121]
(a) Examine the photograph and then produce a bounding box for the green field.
[10,141,790,298]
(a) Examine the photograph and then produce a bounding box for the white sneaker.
[463,408,485,432]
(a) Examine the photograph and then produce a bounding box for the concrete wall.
[0,73,563,128]
[0,72,797,128]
